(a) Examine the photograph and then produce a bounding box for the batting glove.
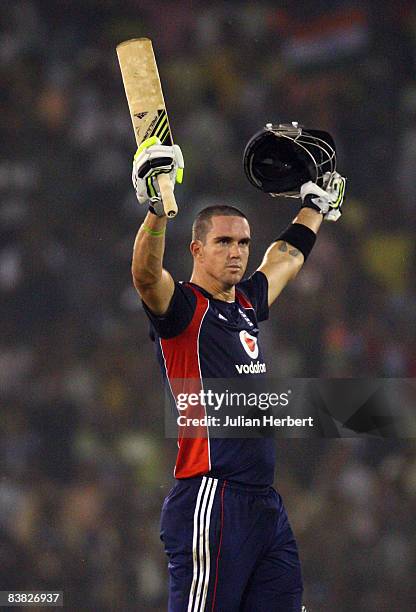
[300,172,346,222]
[132,136,184,216]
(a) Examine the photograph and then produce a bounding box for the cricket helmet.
[243,122,337,198]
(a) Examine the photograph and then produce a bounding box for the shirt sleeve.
[141,282,197,339]
[237,270,269,322]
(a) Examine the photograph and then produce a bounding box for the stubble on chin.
[223,269,244,287]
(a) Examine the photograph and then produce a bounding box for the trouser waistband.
[175,475,273,496]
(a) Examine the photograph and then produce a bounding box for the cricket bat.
[116,38,178,218]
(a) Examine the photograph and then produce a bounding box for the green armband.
[141,224,166,237]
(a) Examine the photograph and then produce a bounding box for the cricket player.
[131,137,346,611]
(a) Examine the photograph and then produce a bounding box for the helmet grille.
[243,123,337,198]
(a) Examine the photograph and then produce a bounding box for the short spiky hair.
[192,205,248,242]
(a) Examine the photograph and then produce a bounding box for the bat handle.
[158,173,178,218]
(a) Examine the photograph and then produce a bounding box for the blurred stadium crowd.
[1,1,415,610]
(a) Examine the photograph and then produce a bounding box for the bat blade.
[116,38,177,217]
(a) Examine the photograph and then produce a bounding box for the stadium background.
[1,1,415,610]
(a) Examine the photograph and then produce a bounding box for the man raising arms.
[131,138,345,611]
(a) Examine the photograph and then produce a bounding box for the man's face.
[192,215,251,287]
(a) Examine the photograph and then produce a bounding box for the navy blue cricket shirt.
[143,271,276,486]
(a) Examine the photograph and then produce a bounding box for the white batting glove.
[300,172,346,222]
[132,137,184,217]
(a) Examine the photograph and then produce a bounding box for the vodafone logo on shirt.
[239,330,259,359]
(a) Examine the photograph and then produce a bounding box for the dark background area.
[1,1,415,610]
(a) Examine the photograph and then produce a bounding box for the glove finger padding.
[300,172,346,222]
[132,139,184,216]
[324,173,346,222]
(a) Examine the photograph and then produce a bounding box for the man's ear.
[190,240,203,259]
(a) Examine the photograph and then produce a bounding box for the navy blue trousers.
[160,476,303,611]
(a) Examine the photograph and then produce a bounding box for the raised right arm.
[131,139,184,315]
[132,211,175,315]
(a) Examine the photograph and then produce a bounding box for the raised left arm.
[258,173,346,307]
[257,208,322,307]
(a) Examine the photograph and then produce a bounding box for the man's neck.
[189,272,235,302]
